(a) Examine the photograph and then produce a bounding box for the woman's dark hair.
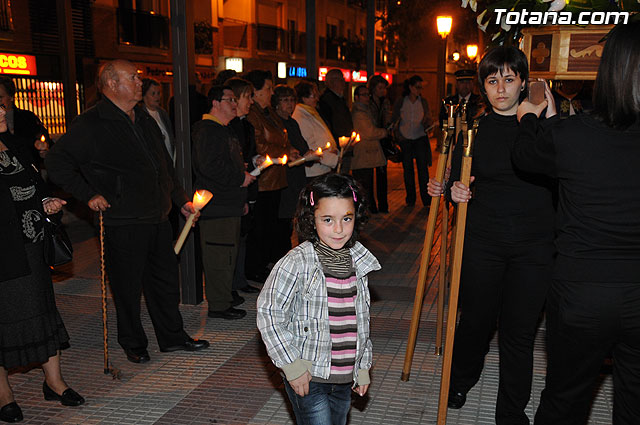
[368,75,388,93]
[294,80,315,103]
[215,69,238,85]
[141,78,160,97]
[592,21,640,129]
[272,84,296,109]
[402,75,423,97]
[226,77,253,99]
[295,173,369,248]
[0,77,16,98]
[478,46,529,104]
[245,70,273,91]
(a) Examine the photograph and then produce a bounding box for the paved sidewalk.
[9,157,614,424]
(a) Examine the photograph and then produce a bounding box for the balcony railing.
[117,8,170,49]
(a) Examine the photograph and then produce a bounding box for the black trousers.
[246,189,283,275]
[535,280,640,425]
[398,136,431,206]
[352,166,388,212]
[451,236,553,424]
[104,221,189,351]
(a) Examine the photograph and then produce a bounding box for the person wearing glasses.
[192,85,256,320]
[391,75,434,207]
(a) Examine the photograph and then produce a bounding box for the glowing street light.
[466,44,478,61]
[436,16,452,39]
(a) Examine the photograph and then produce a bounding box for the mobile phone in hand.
[529,81,546,105]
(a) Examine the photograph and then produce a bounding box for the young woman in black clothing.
[428,46,556,424]
[514,22,640,425]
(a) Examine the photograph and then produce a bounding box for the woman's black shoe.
[0,402,22,423]
[43,382,85,407]
[447,390,467,409]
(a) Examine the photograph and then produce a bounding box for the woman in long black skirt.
[0,107,84,423]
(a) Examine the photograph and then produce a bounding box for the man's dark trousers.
[104,221,189,351]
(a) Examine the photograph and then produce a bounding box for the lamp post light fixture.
[436,16,453,39]
[466,44,478,61]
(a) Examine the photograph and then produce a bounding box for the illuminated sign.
[287,66,307,78]
[225,58,243,73]
[318,67,393,84]
[0,53,37,76]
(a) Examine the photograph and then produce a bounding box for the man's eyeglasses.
[221,97,238,104]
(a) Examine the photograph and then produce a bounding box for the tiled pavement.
[9,145,614,424]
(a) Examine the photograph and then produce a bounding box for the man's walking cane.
[401,102,457,380]
[99,212,118,377]
[436,118,478,425]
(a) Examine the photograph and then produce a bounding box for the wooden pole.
[401,104,456,381]
[437,119,478,425]
[435,199,448,356]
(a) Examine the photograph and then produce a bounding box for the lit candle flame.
[351,131,357,138]
[281,155,288,164]
[325,142,331,149]
[355,134,361,142]
[40,135,46,142]
[264,155,273,166]
[316,147,323,154]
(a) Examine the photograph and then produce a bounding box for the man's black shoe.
[208,307,247,320]
[124,348,150,364]
[238,285,261,294]
[231,291,245,306]
[448,390,467,409]
[0,402,23,423]
[160,338,210,353]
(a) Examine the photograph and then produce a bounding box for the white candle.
[250,155,273,176]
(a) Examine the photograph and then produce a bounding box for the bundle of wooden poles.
[400,100,479,424]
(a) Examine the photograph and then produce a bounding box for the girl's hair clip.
[310,191,315,206]
[348,185,357,202]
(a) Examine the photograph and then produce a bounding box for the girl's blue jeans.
[283,378,352,425]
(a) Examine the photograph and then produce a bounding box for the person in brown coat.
[245,70,299,281]
[351,85,388,214]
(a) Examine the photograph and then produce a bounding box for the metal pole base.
[435,346,443,356]
[401,372,410,381]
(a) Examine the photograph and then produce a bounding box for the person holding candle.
[273,85,311,255]
[0,77,51,170]
[245,70,298,283]
[351,85,388,214]
[192,84,255,320]
[225,77,262,302]
[319,69,354,173]
[45,60,209,364]
[292,81,339,180]
[257,173,380,425]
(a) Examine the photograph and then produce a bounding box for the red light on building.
[0,53,37,76]
[378,73,393,84]
[351,70,367,83]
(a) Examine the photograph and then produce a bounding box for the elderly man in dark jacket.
[192,85,255,320]
[45,59,209,364]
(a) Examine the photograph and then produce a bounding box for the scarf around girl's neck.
[314,241,353,278]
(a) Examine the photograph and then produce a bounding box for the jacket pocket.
[302,269,321,301]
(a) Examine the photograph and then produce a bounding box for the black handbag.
[380,136,403,163]
[43,215,73,267]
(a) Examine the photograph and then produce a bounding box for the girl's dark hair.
[272,84,296,109]
[294,80,315,103]
[592,21,640,129]
[295,173,369,248]
[402,75,422,97]
[141,78,160,97]
[226,77,253,99]
[478,46,529,104]
[368,74,388,93]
